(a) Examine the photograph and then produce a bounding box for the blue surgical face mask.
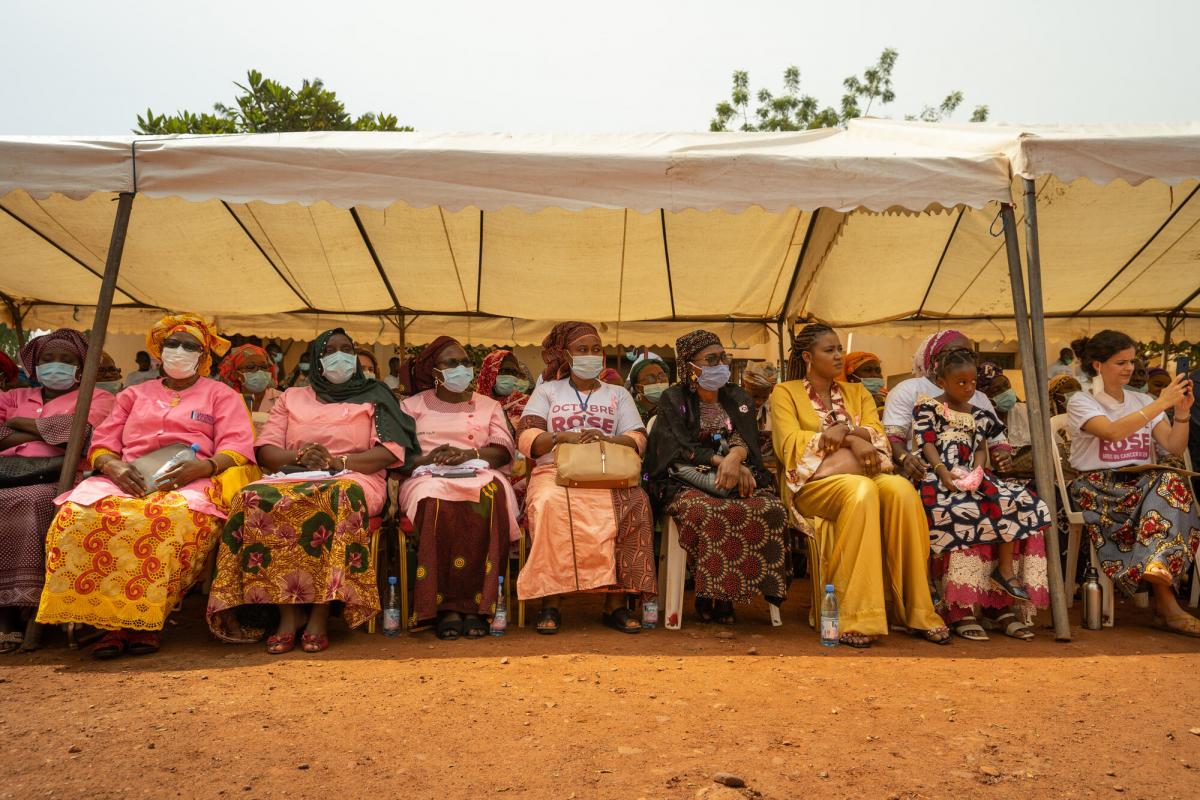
[494,374,528,397]
[641,382,669,402]
[96,380,123,394]
[242,370,272,394]
[691,362,730,391]
[299,361,310,373]
[36,362,79,391]
[861,377,885,394]
[320,351,358,385]
[993,388,1018,412]
[571,354,604,381]
[438,365,474,393]
[1128,383,1148,393]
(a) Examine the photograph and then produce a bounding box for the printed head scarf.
[540,322,600,381]
[1047,374,1082,415]
[20,328,90,382]
[407,336,461,394]
[912,329,968,377]
[0,352,17,384]
[842,351,880,380]
[674,329,722,386]
[307,328,420,458]
[624,353,666,390]
[599,368,623,385]
[218,344,278,393]
[147,313,230,377]
[975,360,1004,394]
[741,361,778,391]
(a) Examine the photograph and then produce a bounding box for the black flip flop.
[436,613,463,640]
[462,614,488,639]
[535,606,561,635]
[602,607,642,635]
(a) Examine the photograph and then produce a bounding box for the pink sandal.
[300,632,329,653]
[266,633,297,655]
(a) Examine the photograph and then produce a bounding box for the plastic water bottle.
[490,576,508,636]
[642,599,659,629]
[151,443,200,485]
[1082,566,1103,631]
[819,584,839,647]
[382,576,402,637]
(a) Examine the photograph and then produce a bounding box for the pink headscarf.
[912,329,967,377]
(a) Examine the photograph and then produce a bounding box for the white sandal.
[982,612,1034,640]
[952,616,989,641]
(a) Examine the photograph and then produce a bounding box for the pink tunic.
[397,390,520,540]
[254,386,405,516]
[0,387,115,459]
[61,378,256,519]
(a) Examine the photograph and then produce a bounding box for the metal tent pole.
[1003,199,1071,641]
[1160,314,1177,369]
[24,192,134,652]
[776,320,787,379]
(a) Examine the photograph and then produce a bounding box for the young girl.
[913,350,1052,631]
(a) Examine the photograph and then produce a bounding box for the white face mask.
[35,362,79,391]
[571,354,604,381]
[320,351,358,385]
[363,370,376,381]
[438,365,475,393]
[161,344,201,379]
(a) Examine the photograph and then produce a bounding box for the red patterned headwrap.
[540,322,600,382]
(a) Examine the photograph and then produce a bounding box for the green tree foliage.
[136,70,411,134]
[710,49,989,132]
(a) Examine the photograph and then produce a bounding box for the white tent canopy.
[1,121,1197,346]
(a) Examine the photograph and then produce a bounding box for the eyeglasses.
[438,358,474,369]
[693,352,731,367]
[162,340,204,353]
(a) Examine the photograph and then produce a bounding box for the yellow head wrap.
[146,312,230,377]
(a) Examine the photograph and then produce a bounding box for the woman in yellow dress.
[772,323,948,648]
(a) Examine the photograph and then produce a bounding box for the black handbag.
[668,462,734,497]
[0,455,65,488]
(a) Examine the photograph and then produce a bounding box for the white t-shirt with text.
[1066,388,1164,471]
[520,378,645,466]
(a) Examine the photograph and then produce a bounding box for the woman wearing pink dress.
[0,329,114,652]
[399,337,519,640]
[36,315,256,659]
[206,328,419,654]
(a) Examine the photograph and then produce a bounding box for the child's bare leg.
[996,541,1015,580]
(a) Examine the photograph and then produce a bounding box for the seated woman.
[741,361,779,473]
[772,323,948,648]
[843,351,887,408]
[516,322,656,634]
[915,350,1051,641]
[96,351,123,394]
[356,348,380,382]
[207,328,418,653]
[0,330,115,653]
[626,354,670,424]
[1067,330,1199,636]
[643,330,790,624]
[398,337,519,639]
[1147,367,1173,399]
[37,314,256,658]
[976,362,1033,476]
[477,349,532,430]
[882,331,1043,640]
[219,344,282,433]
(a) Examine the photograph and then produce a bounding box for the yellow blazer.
[769,379,883,511]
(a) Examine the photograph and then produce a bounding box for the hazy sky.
[3,0,1197,135]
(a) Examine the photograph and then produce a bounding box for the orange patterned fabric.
[36,495,220,631]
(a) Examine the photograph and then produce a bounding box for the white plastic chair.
[1050,414,1114,626]
[648,416,782,630]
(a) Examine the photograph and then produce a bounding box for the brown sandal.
[92,630,128,660]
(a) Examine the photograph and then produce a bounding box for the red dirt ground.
[2,588,1199,800]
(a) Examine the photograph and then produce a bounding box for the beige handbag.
[554,441,642,489]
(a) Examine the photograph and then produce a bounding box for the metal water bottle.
[1082,566,1103,630]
